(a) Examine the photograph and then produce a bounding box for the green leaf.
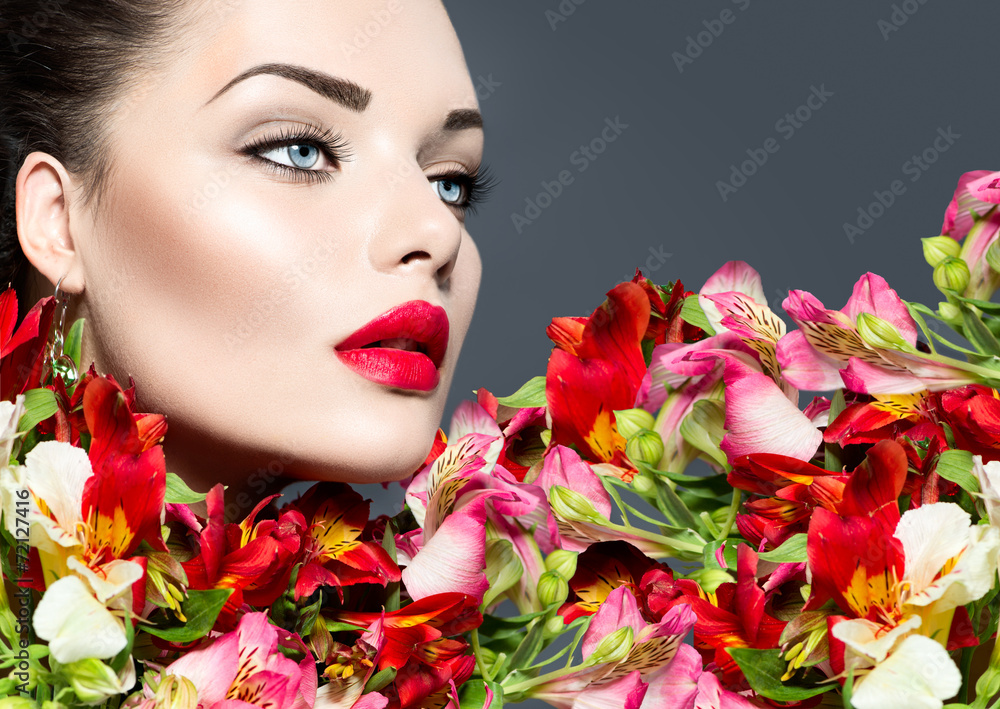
[479,610,549,640]
[164,472,207,505]
[144,588,232,642]
[703,539,738,570]
[727,647,833,701]
[363,667,396,694]
[18,388,58,432]
[936,449,980,494]
[680,295,716,335]
[495,376,547,408]
[64,317,85,372]
[322,620,368,634]
[506,619,546,671]
[382,520,400,612]
[650,471,699,530]
[959,302,1000,356]
[758,533,808,563]
[459,679,504,708]
[109,609,135,674]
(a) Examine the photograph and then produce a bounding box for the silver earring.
[46,275,78,386]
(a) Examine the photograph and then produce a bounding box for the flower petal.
[33,575,127,663]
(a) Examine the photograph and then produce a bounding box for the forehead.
[161,0,478,116]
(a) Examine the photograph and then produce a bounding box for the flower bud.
[938,301,963,325]
[153,674,199,709]
[549,486,603,523]
[62,658,127,705]
[613,408,656,440]
[631,469,657,498]
[855,313,913,352]
[625,430,665,468]
[544,550,578,581]
[477,645,499,668]
[678,400,727,467]
[933,256,971,294]
[922,235,961,267]
[482,539,524,608]
[543,615,567,639]
[987,240,1000,275]
[537,570,569,607]
[585,626,634,666]
[0,700,37,709]
[684,568,734,594]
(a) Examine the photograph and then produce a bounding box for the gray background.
[360,2,1000,705]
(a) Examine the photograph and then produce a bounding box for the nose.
[367,167,464,287]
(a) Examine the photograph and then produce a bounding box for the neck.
[158,422,294,523]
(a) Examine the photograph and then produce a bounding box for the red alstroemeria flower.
[678,544,787,688]
[939,384,1000,463]
[803,441,908,618]
[0,288,55,401]
[727,453,847,549]
[545,281,650,468]
[182,487,305,631]
[281,482,400,601]
[823,392,933,447]
[558,541,676,623]
[80,376,168,564]
[333,592,481,709]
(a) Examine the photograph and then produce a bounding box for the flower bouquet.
[2,169,1000,709]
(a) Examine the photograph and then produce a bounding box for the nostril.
[401,250,431,265]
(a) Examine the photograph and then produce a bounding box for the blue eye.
[262,143,322,169]
[433,177,465,204]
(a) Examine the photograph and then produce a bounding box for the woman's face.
[71,0,484,492]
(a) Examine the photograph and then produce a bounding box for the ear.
[15,152,87,294]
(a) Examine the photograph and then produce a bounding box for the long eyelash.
[240,125,352,183]
[431,161,500,216]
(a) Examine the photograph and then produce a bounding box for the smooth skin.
[15,0,484,501]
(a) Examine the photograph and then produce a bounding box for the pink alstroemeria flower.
[942,169,1000,300]
[637,261,823,464]
[148,612,316,709]
[402,405,555,607]
[528,586,697,709]
[777,272,996,394]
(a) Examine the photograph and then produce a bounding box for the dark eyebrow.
[206,62,484,136]
[204,62,373,112]
[443,108,483,132]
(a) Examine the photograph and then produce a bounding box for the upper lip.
[334,300,450,369]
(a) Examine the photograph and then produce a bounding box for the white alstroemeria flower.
[849,634,961,709]
[895,502,1000,631]
[23,440,94,583]
[0,395,26,535]
[972,455,1000,528]
[832,502,998,709]
[33,574,132,663]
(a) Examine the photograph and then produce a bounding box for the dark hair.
[0,0,194,322]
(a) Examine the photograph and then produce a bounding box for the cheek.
[449,231,483,343]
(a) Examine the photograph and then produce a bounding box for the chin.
[281,401,442,485]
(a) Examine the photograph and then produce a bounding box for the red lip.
[334,301,449,391]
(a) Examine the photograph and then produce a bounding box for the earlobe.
[15,151,86,294]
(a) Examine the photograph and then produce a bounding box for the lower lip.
[335,348,440,391]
